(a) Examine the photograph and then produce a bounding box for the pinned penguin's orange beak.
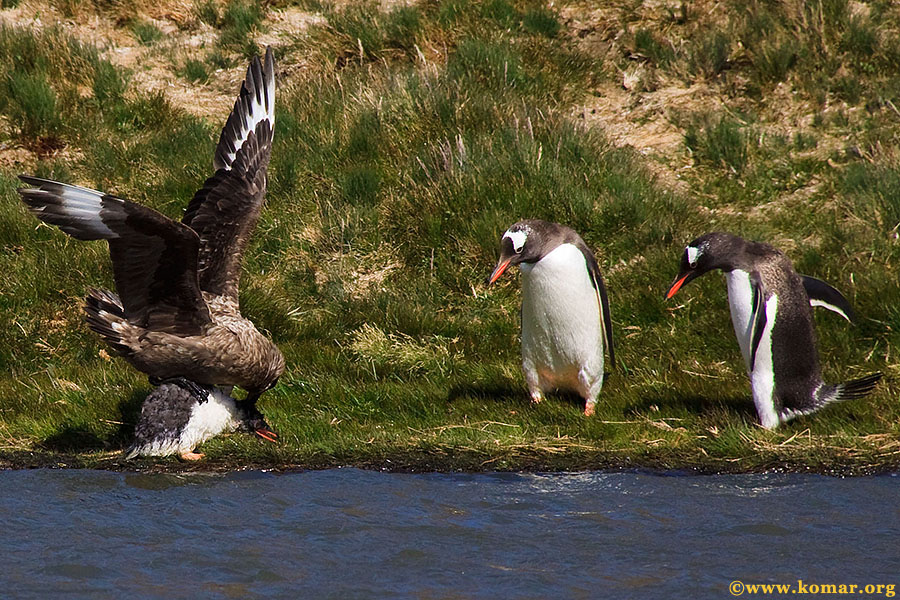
[255,428,278,443]
[487,258,512,285]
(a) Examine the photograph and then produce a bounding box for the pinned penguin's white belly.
[725,269,755,373]
[179,389,243,451]
[520,243,603,391]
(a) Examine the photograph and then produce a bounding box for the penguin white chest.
[749,295,779,429]
[519,244,603,387]
[725,269,755,372]
[181,389,242,450]
[724,270,780,428]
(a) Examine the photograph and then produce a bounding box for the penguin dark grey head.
[240,396,278,442]
[487,220,558,284]
[665,232,745,298]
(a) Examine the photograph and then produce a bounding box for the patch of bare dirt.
[256,6,326,48]
[0,144,37,170]
[574,80,718,193]
[0,122,85,169]
[560,3,717,193]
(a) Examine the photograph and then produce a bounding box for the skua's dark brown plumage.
[18,49,283,432]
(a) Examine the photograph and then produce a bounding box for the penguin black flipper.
[748,271,767,370]
[578,242,615,368]
[801,275,854,322]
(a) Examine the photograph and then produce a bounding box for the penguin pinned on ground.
[488,219,615,416]
[665,232,881,429]
[126,379,274,461]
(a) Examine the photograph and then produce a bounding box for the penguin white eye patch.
[504,229,528,254]
[686,245,701,267]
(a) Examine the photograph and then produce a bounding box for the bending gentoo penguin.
[126,379,268,460]
[18,49,283,438]
[665,232,881,429]
[488,219,615,416]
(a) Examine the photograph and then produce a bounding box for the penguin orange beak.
[665,272,693,299]
[244,389,278,442]
[255,428,278,443]
[488,258,512,285]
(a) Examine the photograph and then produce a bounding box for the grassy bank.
[0,0,898,474]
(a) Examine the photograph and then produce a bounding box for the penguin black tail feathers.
[782,373,883,424]
[814,372,883,408]
[832,372,883,402]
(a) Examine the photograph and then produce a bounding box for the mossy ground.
[1,0,899,474]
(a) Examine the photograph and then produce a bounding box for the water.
[1,469,898,599]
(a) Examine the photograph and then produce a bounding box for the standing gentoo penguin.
[488,220,615,416]
[665,232,881,429]
[127,379,261,460]
[18,49,283,440]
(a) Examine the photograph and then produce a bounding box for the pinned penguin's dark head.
[665,232,741,299]
[238,401,278,443]
[487,221,545,284]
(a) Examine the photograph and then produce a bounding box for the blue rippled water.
[0,469,897,598]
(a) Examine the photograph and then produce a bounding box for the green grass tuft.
[633,28,674,67]
[1,70,62,143]
[840,13,878,59]
[522,7,560,38]
[841,162,900,229]
[324,3,423,62]
[684,115,749,173]
[177,57,210,83]
[220,0,263,56]
[194,0,220,26]
[93,60,128,103]
[131,21,164,46]
[688,30,730,78]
